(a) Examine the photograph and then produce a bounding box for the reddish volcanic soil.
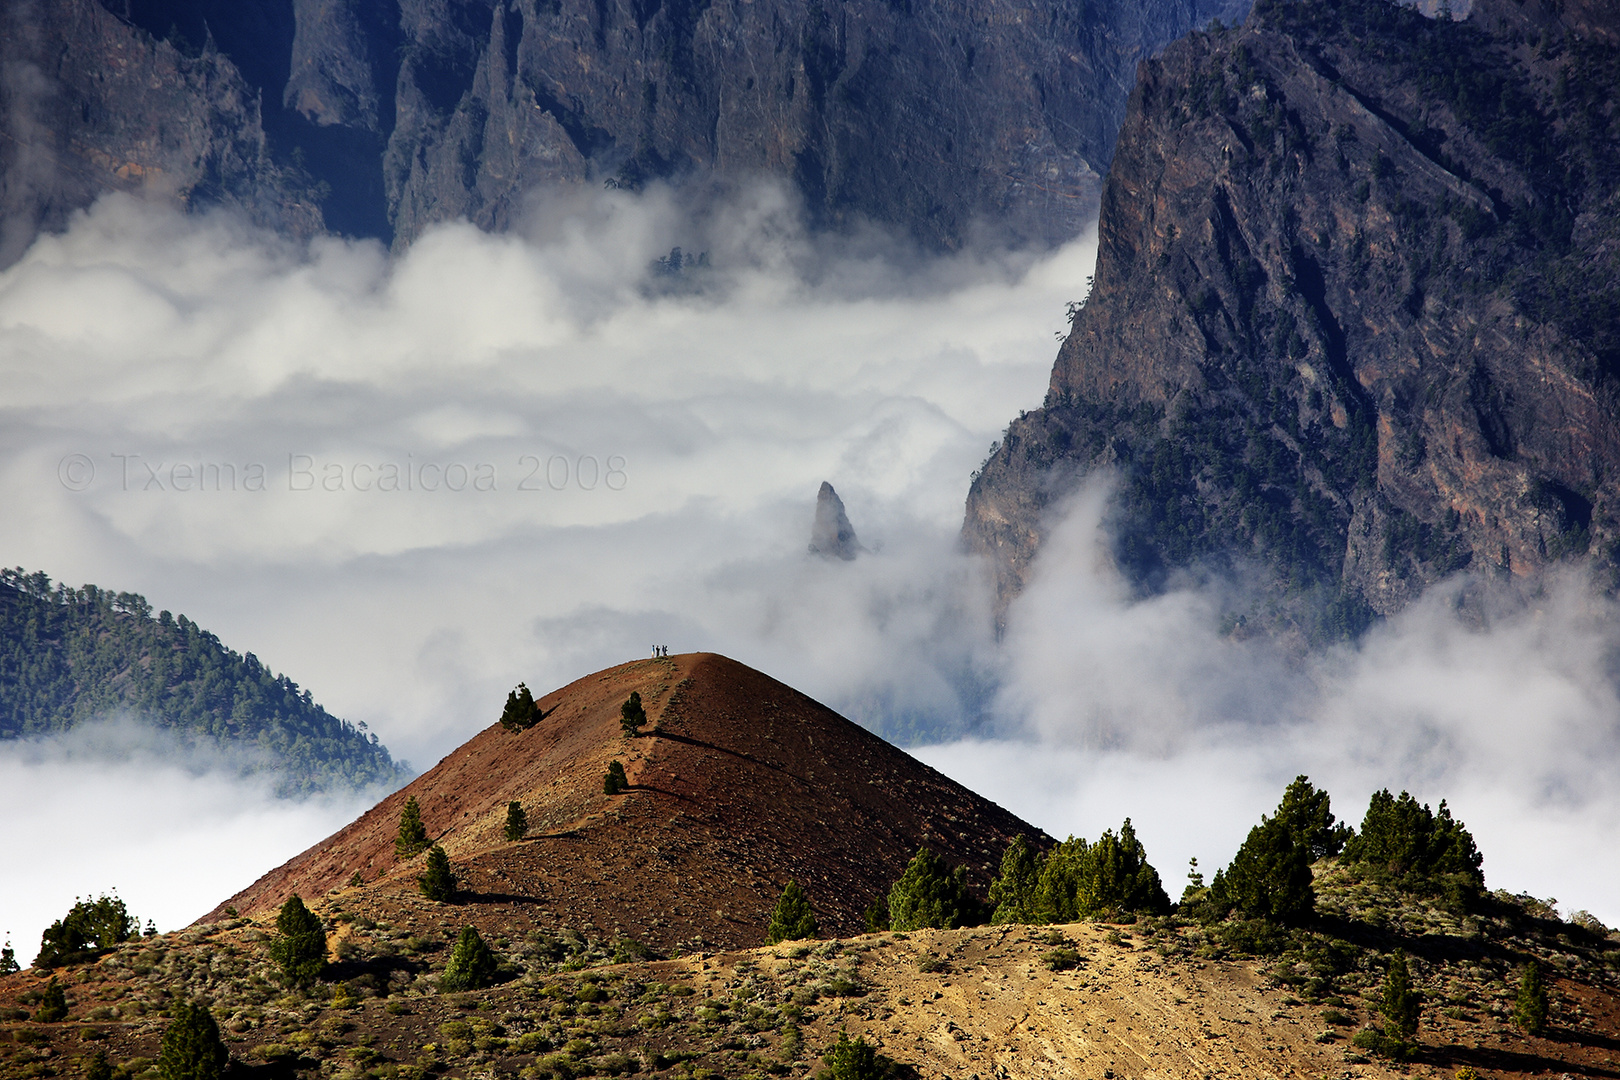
[204,653,1048,950]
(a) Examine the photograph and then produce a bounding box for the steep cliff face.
[965,0,1620,639]
[1,0,1249,257]
[371,0,1249,246]
[0,0,324,265]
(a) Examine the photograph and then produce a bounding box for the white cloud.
[0,720,372,967]
[3,182,1618,966]
[920,483,1620,927]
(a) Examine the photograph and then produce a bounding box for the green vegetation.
[500,683,539,732]
[441,926,498,992]
[989,821,1170,924]
[36,893,140,968]
[1380,949,1420,1045]
[504,800,528,841]
[823,1032,891,1080]
[156,998,228,1080]
[395,795,431,859]
[268,894,325,988]
[885,847,986,931]
[85,1050,113,1080]
[418,845,457,902]
[1514,960,1549,1035]
[0,939,16,974]
[620,691,647,736]
[1341,788,1483,899]
[766,880,819,944]
[0,568,408,795]
[33,977,67,1021]
[604,760,628,795]
[1211,815,1314,924]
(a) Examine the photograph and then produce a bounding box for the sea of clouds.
[1,185,1616,962]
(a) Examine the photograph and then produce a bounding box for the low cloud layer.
[2,185,1618,961]
[923,483,1620,925]
[0,720,372,965]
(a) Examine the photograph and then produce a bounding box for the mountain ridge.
[0,567,409,795]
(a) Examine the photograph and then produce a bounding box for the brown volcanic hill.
[204,652,1048,950]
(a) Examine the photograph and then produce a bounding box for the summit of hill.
[205,652,1047,950]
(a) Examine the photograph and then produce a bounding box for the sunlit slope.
[204,653,1046,948]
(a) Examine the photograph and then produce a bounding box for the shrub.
[505,801,528,842]
[1341,789,1483,893]
[157,999,228,1080]
[886,847,986,931]
[395,796,431,860]
[1042,948,1083,971]
[441,927,498,992]
[33,978,67,1022]
[36,894,139,968]
[419,845,457,902]
[620,692,647,736]
[1513,960,1549,1035]
[501,683,539,732]
[603,760,628,795]
[766,880,819,944]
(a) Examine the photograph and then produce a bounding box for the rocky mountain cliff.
[1,0,1249,260]
[965,0,1620,640]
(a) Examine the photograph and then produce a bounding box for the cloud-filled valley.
[2,184,1618,962]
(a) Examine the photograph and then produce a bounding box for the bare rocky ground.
[3,653,1618,1079]
[4,867,1620,1080]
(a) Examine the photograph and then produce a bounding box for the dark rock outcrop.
[2,0,1249,258]
[809,481,860,560]
[965,0,1620,640]
[0,0,325,265]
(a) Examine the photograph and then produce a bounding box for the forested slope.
[0,568,409,795]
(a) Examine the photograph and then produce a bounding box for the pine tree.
[620,692,647,737]
[395,795,431,859]
[988,835,1041,925]
[766,881,819,944]
[886,847,986,931]
[268,894,326,988]
[35,894,139,968]
[1380,950,1421,1045]
[156,998,228,1080]
[441,926,498,992]
[500,683,538,732]
[34,977,68,1021]
[419,845,457,902]
[1213,814,1315,924]
[0,939,17,975]
[1513,960,1549,1035]
[504,801,528,842]
[85,1049,114,1080]
[1274,775,1352,857]
[604,760,628,794]
[825,1032,887,1080]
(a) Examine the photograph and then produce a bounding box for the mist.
[2,183,1617,962]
